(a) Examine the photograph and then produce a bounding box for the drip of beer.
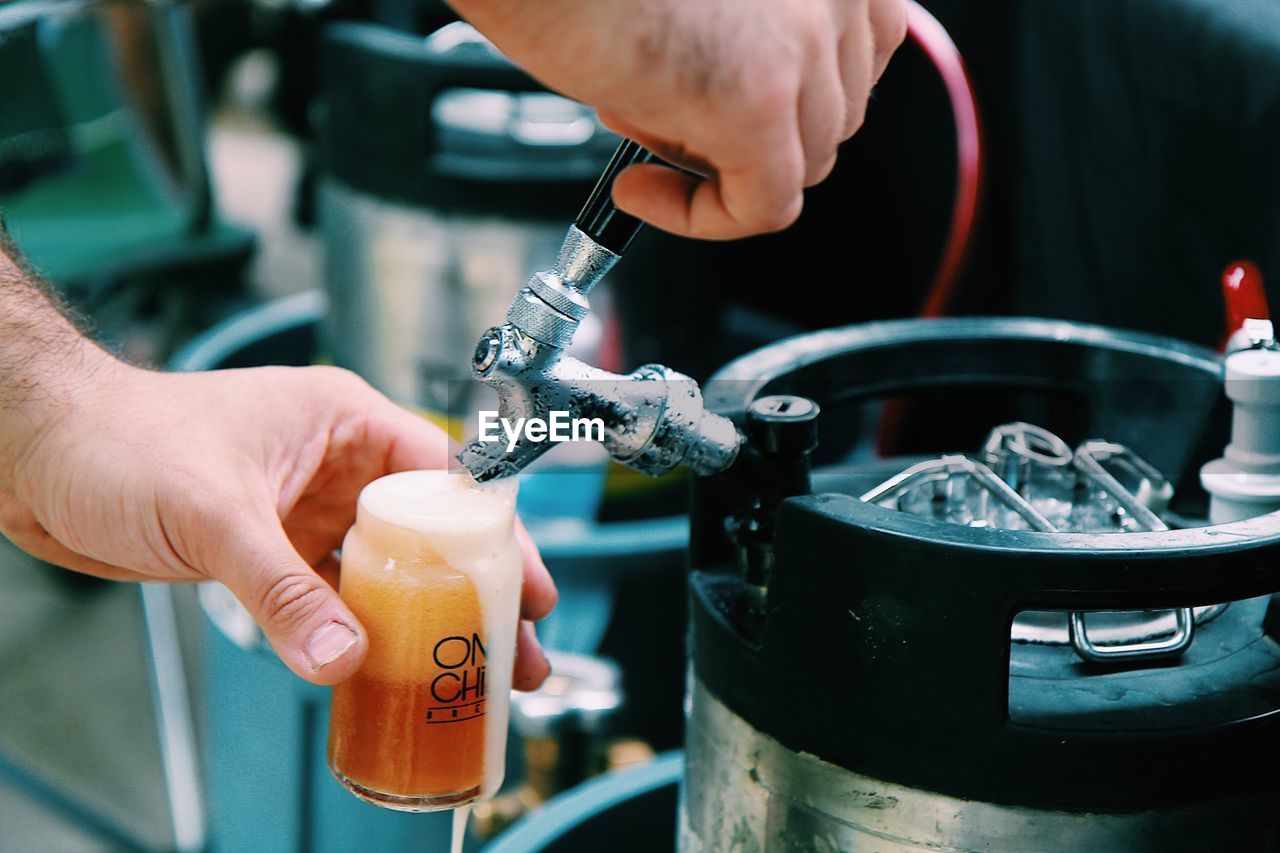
[451,804,471,853]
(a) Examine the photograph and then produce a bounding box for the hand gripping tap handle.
[575,139,654,255]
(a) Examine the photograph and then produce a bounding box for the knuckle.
[844,98,869,138]
[890,0,910,48]
[807,153,839,187]
[749,195,804,234]
[798,9,829,54]
[177,482,245,542]
[310,365,370,395]
[750,76,798,120]
[259,572,328,633]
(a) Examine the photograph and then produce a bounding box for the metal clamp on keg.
[458,140,742,482]
[863,422,1200,664]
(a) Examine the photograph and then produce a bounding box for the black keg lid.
[318,22,617,215]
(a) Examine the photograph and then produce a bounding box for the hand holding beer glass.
[328,470,526,811]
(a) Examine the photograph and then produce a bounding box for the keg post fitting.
[1202,318,1280,523]
[724,395,821,591]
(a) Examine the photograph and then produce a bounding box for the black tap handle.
[575,139,654,255]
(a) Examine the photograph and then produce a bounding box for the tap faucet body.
[458,223,742,482]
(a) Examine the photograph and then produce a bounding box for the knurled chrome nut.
[508,290,577,348]
[528,271,590,320]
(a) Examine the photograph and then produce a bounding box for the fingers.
[217,512,368,686]
[613,155,804,241]
[798,39,847,185]
[513,519,554,692]
[379,403,452,473]
[596,111,715,177]
[513,619,551,691]
[836,4,877,143]
[516,518,557,621]
[869,0,910,82]
[337,374,451,473]
[602,0,911,242]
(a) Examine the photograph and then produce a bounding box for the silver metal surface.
[860,454,1057,532]
[459,228,741,481]
[320,20,617,414]
[863,423,1218,662]
[528,270,591,320]
[678,675,1278,852]
[505,227,618,348]
[141,585,207,853]
[1068,607,1193,663]
[507,288,581,347]
[510,652,623,738]
[321,179,605,413]
[1064,440,1195,661]
[1072,440,1169,531]
[983,422,1073,469]
[555,225,620,293]
[1012,605,1222,648]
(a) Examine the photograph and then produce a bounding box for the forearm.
[0,238,120,485]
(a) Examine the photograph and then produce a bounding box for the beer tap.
[457,140,742,482]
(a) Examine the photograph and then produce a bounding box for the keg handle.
[1067,441,1194,663]
[1067,608,1195,664]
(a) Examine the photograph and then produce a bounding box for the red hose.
[876,2,985,455]
[906,0,985,318]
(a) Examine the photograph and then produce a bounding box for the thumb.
[219,521,368,686]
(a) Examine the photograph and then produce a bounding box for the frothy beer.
[327,471,522,811]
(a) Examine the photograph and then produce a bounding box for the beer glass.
[327,471,522,811]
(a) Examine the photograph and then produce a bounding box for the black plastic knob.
[745,395,821,457]
[574,139,654,255]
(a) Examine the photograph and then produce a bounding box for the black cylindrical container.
[683,318,1280,851]
[315,21,618,413]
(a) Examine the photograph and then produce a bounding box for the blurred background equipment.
[0,0,255,363]
[316,20,620,420]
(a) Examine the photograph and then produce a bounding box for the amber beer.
[328,471,522,811]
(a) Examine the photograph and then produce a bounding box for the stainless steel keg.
[681,318,1280,852]
[316,21,618,416]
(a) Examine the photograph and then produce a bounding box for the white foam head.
[358,471,517,559]
[359,470,515,532]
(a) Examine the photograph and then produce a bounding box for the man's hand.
[451,0,908,240]
[0,349,557,689]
